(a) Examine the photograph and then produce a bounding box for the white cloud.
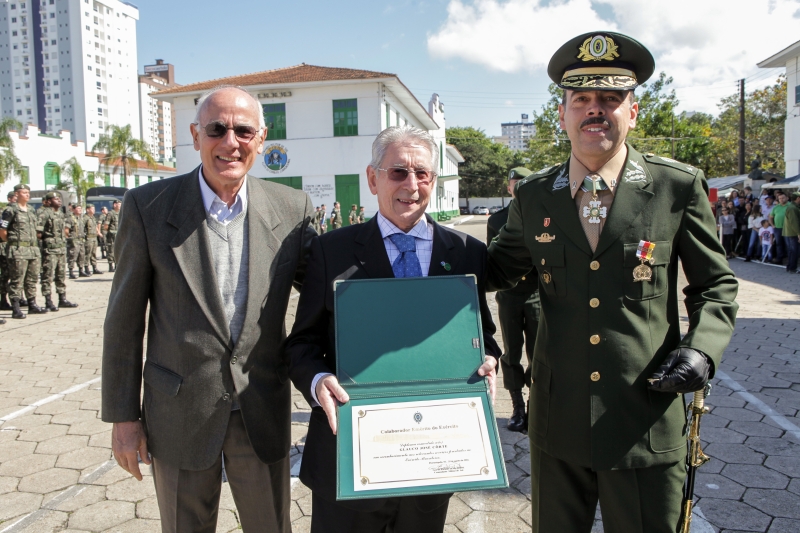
[427,0,800,113]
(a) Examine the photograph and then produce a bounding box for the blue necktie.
[388,233,423,278]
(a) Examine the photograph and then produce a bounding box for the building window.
[262,103,286,140]
[333,98,358,137]
[134,175,140,187]
[104,173,110,186]
[44,162,60,187]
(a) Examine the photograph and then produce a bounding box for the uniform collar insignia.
[624,159,647,183]
[552,167,569,190]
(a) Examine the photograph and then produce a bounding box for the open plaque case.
[333,275,508,500]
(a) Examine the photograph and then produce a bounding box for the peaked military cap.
[508,167,533,181]
[548,31,654,91]
[13,183,30,192]
[7,191,15,199]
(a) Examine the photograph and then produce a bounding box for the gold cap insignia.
[578,35,620,62]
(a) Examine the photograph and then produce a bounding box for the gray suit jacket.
[101,166,315,470]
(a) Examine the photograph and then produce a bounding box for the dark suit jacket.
[285,215,501,511]
[101,167,315,470]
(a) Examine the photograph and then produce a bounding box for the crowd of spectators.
[714,186,800,274]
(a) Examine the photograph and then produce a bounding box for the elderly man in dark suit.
[102,86,315,533]
[285,126,502,533]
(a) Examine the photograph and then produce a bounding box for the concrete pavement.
[1,221,798,532]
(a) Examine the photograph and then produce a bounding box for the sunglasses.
[378,167,436,184]
[197,121,261,143]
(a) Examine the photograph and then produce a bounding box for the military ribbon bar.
[636,240,655,263]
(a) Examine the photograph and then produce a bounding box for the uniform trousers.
[84,239,98,268]
[0,251,9,298]
[785,235,798,272]
[310,493,449,533]
[41,252,67,296]
[68,241,85,270]
[496,290,539,390]
[106,233,116,264]
[8,256,40,300]
[530,446,685,533]
[152,411,291,533]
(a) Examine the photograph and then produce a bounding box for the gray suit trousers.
[152,411,291,533]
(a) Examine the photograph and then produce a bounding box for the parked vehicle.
[460,207,470,215]
[472,206,489,215]
[489,206,504,214]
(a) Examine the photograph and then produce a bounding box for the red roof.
[87,153,176,173]
[154,63,396,96]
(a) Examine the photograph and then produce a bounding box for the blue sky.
[133,0,794,137]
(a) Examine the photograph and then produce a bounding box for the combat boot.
[58,294,78,308]
[0,295,11,311]
[93,266,103,274]
[69,269,77,280]
[10,298,25,319]
[27,298,48,314]
[19,298,28,307]
[79,268,90,278]
[109,264,116,273]
[44,295,59,312]
[0,317,5,325]
[507,389,528,433]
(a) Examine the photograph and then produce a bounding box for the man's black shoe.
[27,299,48,314]
[11,299,25,319]
[44,296,59,312]
[58,294,78,308]
[68,269,77,280]
[93,267,103,274]
[507,389,528,433]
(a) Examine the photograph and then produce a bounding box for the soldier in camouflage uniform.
[329,201,342,230]
[318,204,327,234]
[67,204,87,279]
[38,192,78,311]
[348,204,358,226]
[311,206,321,234]
[0,190,17,312]
[98,206,108,258]
[358,206,366,224]
[83,204,102,275]
[0,184,48,319]
[102,199,120,272]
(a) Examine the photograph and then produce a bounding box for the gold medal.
[542,272,552,284]
[633,261,652,282]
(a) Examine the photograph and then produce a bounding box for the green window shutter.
[385,103,390,129]
[134,175,140,187]
[104,173,111,186]
[333,99,358,137]
[335,174,360,225]
[263,103,287,140]
[44,162,59,187]
[262,176,302,190]
[440,142,443,172]
[148,176,153,183]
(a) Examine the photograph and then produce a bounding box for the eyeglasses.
[378,167,436,184]
[195,121,261,143]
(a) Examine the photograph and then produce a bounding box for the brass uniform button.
[590,372,601,382]
[590,334,600,345]
[542,272,552,284]
[521,276,526,281]
[589,298,600,308]
[590,261,600,270]
[541,259,546,265]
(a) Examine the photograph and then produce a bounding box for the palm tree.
[61,157,97,205]
[0,117,23,186]
[91,124,157,189]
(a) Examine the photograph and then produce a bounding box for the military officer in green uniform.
[98,206,108,258]
[348,204,358,226]
[358,206,365,224]
[83,204,102,276]
[487,167,541,433]
[0,184,48,318]
[38,192,78,311]
[67,204,87,279]
[0,190,18,312]
[330,201,342,230]
[102,199,120,272]
[486,32,738,533]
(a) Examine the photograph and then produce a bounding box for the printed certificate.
[351,397,497,492]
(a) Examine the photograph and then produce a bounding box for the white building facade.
[759,41,800,176]
[500,114,535,151]
[0,0,140,145]
[138,59,176,162]
[155,64,462,221]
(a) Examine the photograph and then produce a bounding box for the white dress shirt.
[310,212,435,404]
[198,166,248,224]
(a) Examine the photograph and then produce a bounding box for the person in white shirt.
[745,204,765,261]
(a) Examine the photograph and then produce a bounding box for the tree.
[445,127,524,197]
[0,117,23,186]
[61,157,97,205]
[91,124,157,189]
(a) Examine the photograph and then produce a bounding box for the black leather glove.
[647,348,711,394]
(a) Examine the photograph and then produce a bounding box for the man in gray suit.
[102,86,315,532]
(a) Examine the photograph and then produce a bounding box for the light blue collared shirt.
[198,166,248,224]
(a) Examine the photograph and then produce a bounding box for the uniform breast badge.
[633,240,655,282]
[535,233,556,243]
[582,175,607,224]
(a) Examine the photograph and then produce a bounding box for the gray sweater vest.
[206,209,249,345]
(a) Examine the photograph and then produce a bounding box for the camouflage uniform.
[1,204,41,302]
[83,213,99,272]
[348,207,358,226]
[38,206,68,298]
[104,209,120,269]
[67,211,85,277]
[0,202,15,308]
[330,206,342,230]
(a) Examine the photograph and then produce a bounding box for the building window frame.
[262,103,287,140]
[333,98,358,137]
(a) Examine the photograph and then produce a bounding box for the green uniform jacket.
[487,203,539,296]
[487,145,738,471]
[783,202,800,237]
[1,205,41,260]
[38,207,67,255]
[83,214,98,241]
[105,210,120,234]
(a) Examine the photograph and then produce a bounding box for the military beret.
[7,191,15,199]
[13,183,30,192]
[548,31,654,91]
[45,191,59,200]
[508,167,533,181]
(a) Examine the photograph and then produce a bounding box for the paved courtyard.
[0,216,798,532]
